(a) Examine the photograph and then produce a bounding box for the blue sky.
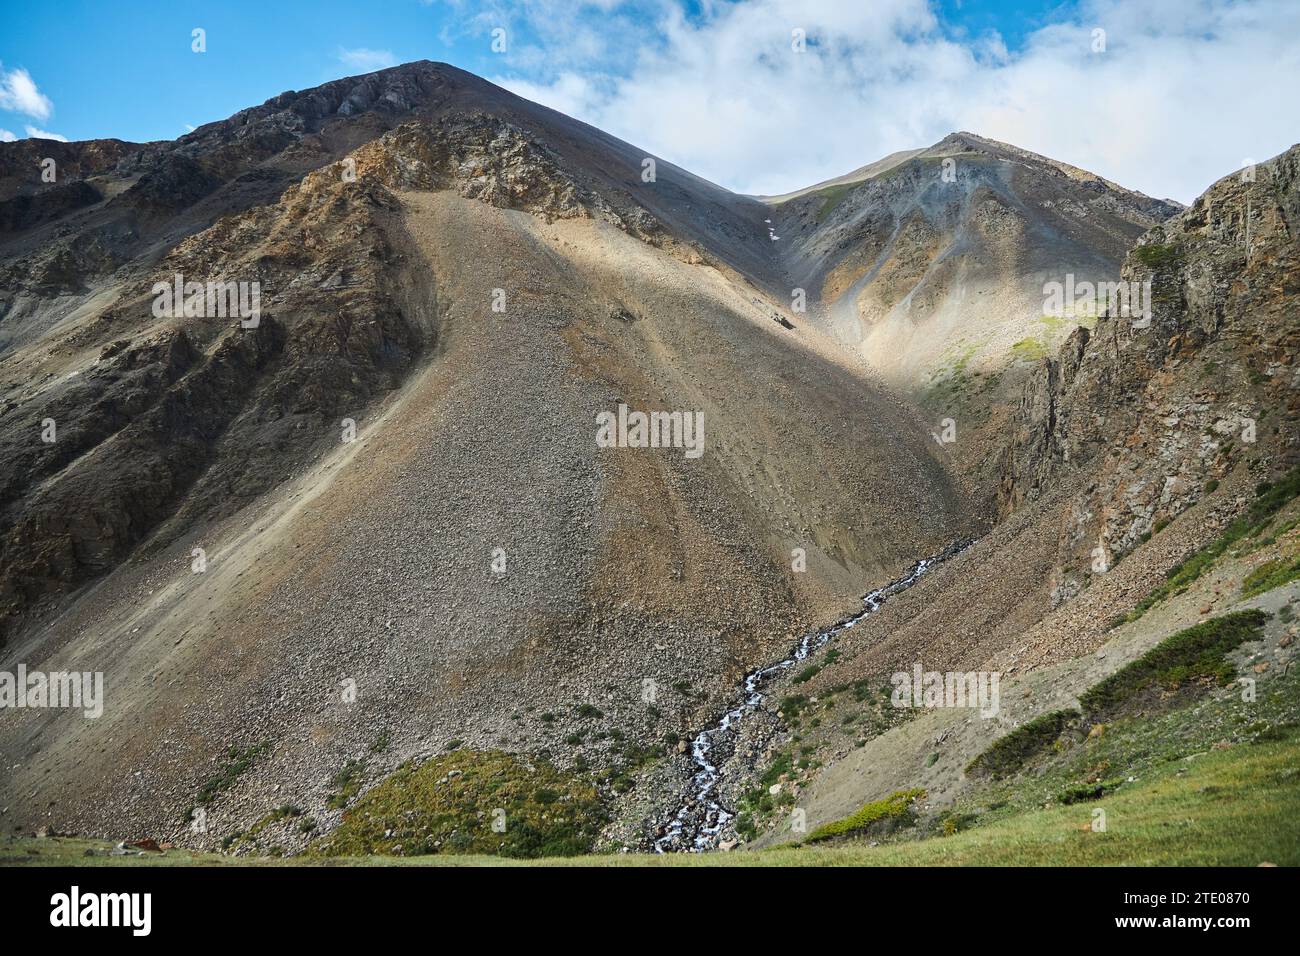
[2,0,1298,201]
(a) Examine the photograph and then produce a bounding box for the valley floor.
[7,730,1296,867]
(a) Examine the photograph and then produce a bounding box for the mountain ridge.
[0,59,1293,861]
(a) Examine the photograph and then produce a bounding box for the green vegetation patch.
[813,182,859,223]
[1011,336,1047,361]
[966,709,1079,779]
[792,664,821,684]
[225,804,304,853]
[187,741,270,822]
[1057,778,1125,805]
[1080,610,1269,720]
[1128,466,1300,620]
[1241,553,1300,598]
[1131,242,1184,270]
[778,694,809,724]
[1038,313,1099,334]
[805,788,925,843]
[326,758,366,809]
[759,750,794,788]
[309,749,607,859]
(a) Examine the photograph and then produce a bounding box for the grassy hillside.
[6,730,1295,867]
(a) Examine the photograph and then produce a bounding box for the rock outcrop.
[998,143,1300,586]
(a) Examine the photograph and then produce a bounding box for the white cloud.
[0,65,54,121]
[500,74,600,122]
[490,0,1300,203]
[24,125,68,142]
[0,128,16,142]
[440,0,645,73]
[337,47,398,72]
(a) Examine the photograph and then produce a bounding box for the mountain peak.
[918,131,1183,211]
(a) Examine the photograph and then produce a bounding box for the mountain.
[767,131,1184,500]
[739,143,1300,846]
[774,131,1181,374]
[0,62,973,842]
[0,61,1294,860]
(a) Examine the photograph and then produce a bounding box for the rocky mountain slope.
[0,60,1292,860]
[0,62,973,845]
[709,144,1300,852]
[768,132,1184,502]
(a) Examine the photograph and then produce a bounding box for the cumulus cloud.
[0,128,16,142]
[338,47,398,72]
[0,65,54,121]
[24,125,68,142]
[489,0,1300,203]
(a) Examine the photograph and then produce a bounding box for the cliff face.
[998,143,1300,589]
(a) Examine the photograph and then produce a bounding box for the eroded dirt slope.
[0,66,975,845]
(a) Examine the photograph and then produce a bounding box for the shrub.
[966,710,1079,779]
[805,789,925,843]
[326,758,366,809]
[187,741,270,821]
[735,812,757,840]
[792,664,821,684]
[1241,555,1300,598]
[759,750,793,788]
[1058,778,1124,805]
[1080,609,1269,719]
[779,694,808,722]
[1132,242,1183,269]
[309,750,607,859]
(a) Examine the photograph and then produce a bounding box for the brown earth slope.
[0,63,974,845]
[3,61,1289,859]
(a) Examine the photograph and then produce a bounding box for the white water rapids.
[652,539,970,853]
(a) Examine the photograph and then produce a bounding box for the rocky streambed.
[648,540,971,852]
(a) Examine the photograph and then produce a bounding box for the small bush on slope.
[186,741,270,823]
[1131,242,1184,269]
[1241,553,1300,598]
[1057,778,1124,805]
[965,709,1080,779]
[1079,609,1268,720]
[805,788,924,843]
